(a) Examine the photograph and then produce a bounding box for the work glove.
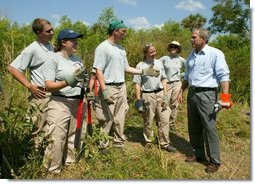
[86,91,95,101]
[102,88,115,105]
[219,93,233,109]
[161,95,169,111]
[142,64,160,77]
[135,99,145,113]
[214,102,222,113]
[65,67,88,88]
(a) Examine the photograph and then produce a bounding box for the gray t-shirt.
[133,59,166,92]
[93,40,129,83]
[159,55,185,82]
[43,52,84,97]
[10,41,54,87]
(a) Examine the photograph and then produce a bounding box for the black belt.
[52,94,83,99]
[142,88,163,93]
[105,82,124,86]
[190,86,217,92]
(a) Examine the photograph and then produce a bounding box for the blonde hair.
[142,43,153,60]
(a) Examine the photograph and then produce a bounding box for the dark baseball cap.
[57,29,83,41]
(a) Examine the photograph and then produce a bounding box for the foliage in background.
[209,0,250,38]
[0,2,250,179]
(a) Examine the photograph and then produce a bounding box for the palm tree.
[181,14,207,31]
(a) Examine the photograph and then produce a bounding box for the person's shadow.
[125,125,193,157]
[169,131,193,157]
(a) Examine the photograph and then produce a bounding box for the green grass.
[0,78,251,179]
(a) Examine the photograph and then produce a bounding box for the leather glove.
[161,95,169,111]
[142,64,160,77]
[219,93,233,109]
[135,99,145,112]
[102,88,115,105]
[65,67,87,88]
[86,91,95,101]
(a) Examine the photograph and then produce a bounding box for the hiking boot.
[163,145,177,153]
[185,155,209,165]
[205,163,220,173]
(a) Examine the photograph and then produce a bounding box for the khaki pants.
[27,93,50,148]
[166,81,182,126]
[95,84,129,148]
[142,90,171,148]
[43,96,86,173]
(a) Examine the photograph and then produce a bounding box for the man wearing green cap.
[92,19,160,149]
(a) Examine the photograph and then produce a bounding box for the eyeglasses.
[45,28,54,33]
[170,45,179,49]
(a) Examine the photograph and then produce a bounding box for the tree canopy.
[209,0,250,38]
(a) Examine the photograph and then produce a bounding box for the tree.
[181,14,207,31]
[97,7,117,28]
[209,0,250,37]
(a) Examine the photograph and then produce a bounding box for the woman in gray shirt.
[159,41,185,131]
[42,29,86,173]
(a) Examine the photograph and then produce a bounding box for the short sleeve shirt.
[133,59,166,92]
[160,55,185,82]
[93,40,129,83]
[42,52,84,97]
[10,41,54,86]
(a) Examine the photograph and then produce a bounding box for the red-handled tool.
[74,98,84,148]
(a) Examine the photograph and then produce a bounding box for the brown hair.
[142,43,153,60]
[32,18,51,35]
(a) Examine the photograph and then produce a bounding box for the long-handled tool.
[87,78,99,136]
[87,98,92,137]
[74,97,84,149]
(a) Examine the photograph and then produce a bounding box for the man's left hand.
[219,93,233,109]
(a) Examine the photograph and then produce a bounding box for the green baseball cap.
[108,20,127,34]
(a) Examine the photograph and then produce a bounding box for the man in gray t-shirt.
[8,18,54,146]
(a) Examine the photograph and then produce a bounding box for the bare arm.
[220,81,229,93]
[88,74,96,91]
[45,80,68,92]
[177,80,189,103]
[125,66,142,75]
[8,66,46,99]
[135,83,142,99]
[96,69,106,91]
[162,79,168,95]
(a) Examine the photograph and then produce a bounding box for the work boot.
[163,145,177,153]
[205,163,220,173]
[185,155,209,165]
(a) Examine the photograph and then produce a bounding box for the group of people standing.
[7,17,232,174]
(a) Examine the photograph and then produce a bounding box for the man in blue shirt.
[178,28,233,173]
